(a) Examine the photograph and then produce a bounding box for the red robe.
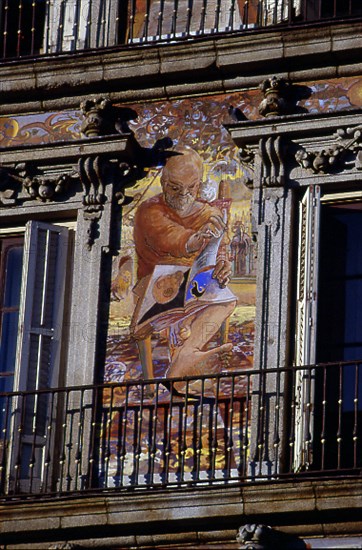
[134,194,223,280]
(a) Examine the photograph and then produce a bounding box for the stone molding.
[1,480,361,548]
[0,21,361,114]
[226,110,362,189]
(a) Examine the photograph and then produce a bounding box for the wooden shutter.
[294,185,321,471]
[8,221,69,491]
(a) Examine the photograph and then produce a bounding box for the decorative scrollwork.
[260,136,285,186]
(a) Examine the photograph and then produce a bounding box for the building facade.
[0,2,361,548]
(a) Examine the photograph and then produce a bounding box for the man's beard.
[165,192,194,213]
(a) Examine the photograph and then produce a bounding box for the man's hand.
[202,215,227,238]
[186,215,226,254]
[212,258,232,288]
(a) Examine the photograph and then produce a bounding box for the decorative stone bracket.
[78,155,141,249]
[260,135,286,187]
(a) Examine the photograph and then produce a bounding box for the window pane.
[317,206,362,362]
[3,246,23,308]
[0,311,20,375]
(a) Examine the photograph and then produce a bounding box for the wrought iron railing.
[0,360,361,500]
[0,1,361,61]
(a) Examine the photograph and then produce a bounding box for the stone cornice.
[0,480,361,547]
[0,132,136,166]
[0,20,361,113]
[225,109,362,145]
[226,109,362,188]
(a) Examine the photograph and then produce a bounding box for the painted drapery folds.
[103,98,256,484]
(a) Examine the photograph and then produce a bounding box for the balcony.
[0,0,361,62]
[1,360,361,501]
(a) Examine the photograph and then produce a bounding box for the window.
[0,0,46,58]
[294,187,362,471]
[0,221,73,491]
[0,237,24,396]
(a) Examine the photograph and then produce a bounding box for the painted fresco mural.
[101,98,256,485]
[1,77,362,485]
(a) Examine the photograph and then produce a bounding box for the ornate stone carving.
[260,136,285,186]
[295,144,345,173]
[0,163,74,205]
[237,524,273,549]
[237,523,306,549]
[295,124,362,173]
[80,97,137,137]
[23,173,72,201]
[258,77,311,118]
[258,77,291,118]
[78,155,141,249]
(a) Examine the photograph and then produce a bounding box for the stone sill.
[0,478,361,548]
[0,20,361,114]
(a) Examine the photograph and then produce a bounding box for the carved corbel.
[78,155,141,249]
[78,98,173,248]
[78,155,109,249]
[260,136,286,186]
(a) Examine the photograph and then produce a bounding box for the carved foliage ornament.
[295,125,362,174]
[0,163,75,205]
